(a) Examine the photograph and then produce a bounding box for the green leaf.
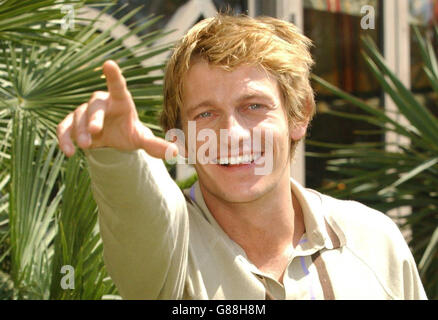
[419,226,438,277]
[0,0,171,300]
[309,32,438,299]
[50,153,115,299]
[378,157,438,195]
[9,113,63,298]
[362,36,438,144]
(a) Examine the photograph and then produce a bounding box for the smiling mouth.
[211,152,263,167]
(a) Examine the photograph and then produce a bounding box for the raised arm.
[56,60,188,299]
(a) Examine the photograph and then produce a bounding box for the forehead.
[182,60,281,108]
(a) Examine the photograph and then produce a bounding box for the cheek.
[255,121,290,161]
[258,115,289,143]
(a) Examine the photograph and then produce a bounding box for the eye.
[195,111,212,119]
[248,104,263,110]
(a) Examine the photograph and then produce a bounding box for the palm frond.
[308,30,438,299]
[0,8,169,141]
[0,0,107,45]
[49,153,116,299]
[9,113,64,299]
[1,0,171,300]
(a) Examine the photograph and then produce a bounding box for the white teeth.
[214,153,262,165]
[229,156,239,165]
[253,152,262,163]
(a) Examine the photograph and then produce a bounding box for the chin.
[195,162,282,204]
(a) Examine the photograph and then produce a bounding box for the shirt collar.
[185,177,346,254]
[289,178,346,250]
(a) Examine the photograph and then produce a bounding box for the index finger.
[103,60,130,101]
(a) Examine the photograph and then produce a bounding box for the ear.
[289,98,312,141]
[290,121,308,141]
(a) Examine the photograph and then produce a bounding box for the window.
[303,0,384,189]
[409,0,438,116]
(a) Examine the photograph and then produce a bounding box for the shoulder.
[311,191,422,298]
[316,191,405,249]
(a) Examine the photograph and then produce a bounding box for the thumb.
[135,124,179,160]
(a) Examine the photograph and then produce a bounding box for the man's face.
[180,60,306,203]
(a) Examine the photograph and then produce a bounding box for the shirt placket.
[240,233,325,300]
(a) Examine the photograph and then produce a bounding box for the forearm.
[85,148,188,299]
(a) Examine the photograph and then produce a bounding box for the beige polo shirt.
[85,147,427,300]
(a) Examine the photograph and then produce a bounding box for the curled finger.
[73,103,92,149]
[57,112,75,157]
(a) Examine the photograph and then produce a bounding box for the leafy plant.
[0,0,171,299]
[0,0,94,44]
[309,27,438,299]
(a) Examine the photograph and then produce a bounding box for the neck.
[199,169,305,281]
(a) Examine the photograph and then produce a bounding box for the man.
[56,14,427,299]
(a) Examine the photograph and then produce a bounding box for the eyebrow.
[186,93,276,115]
[236,93,276,105]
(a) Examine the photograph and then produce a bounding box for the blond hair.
[161,14,315,140]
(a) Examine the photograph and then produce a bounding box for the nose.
[219,115,252,155]
[228,116,251,138]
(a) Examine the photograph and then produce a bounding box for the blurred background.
[0,0,436,300]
